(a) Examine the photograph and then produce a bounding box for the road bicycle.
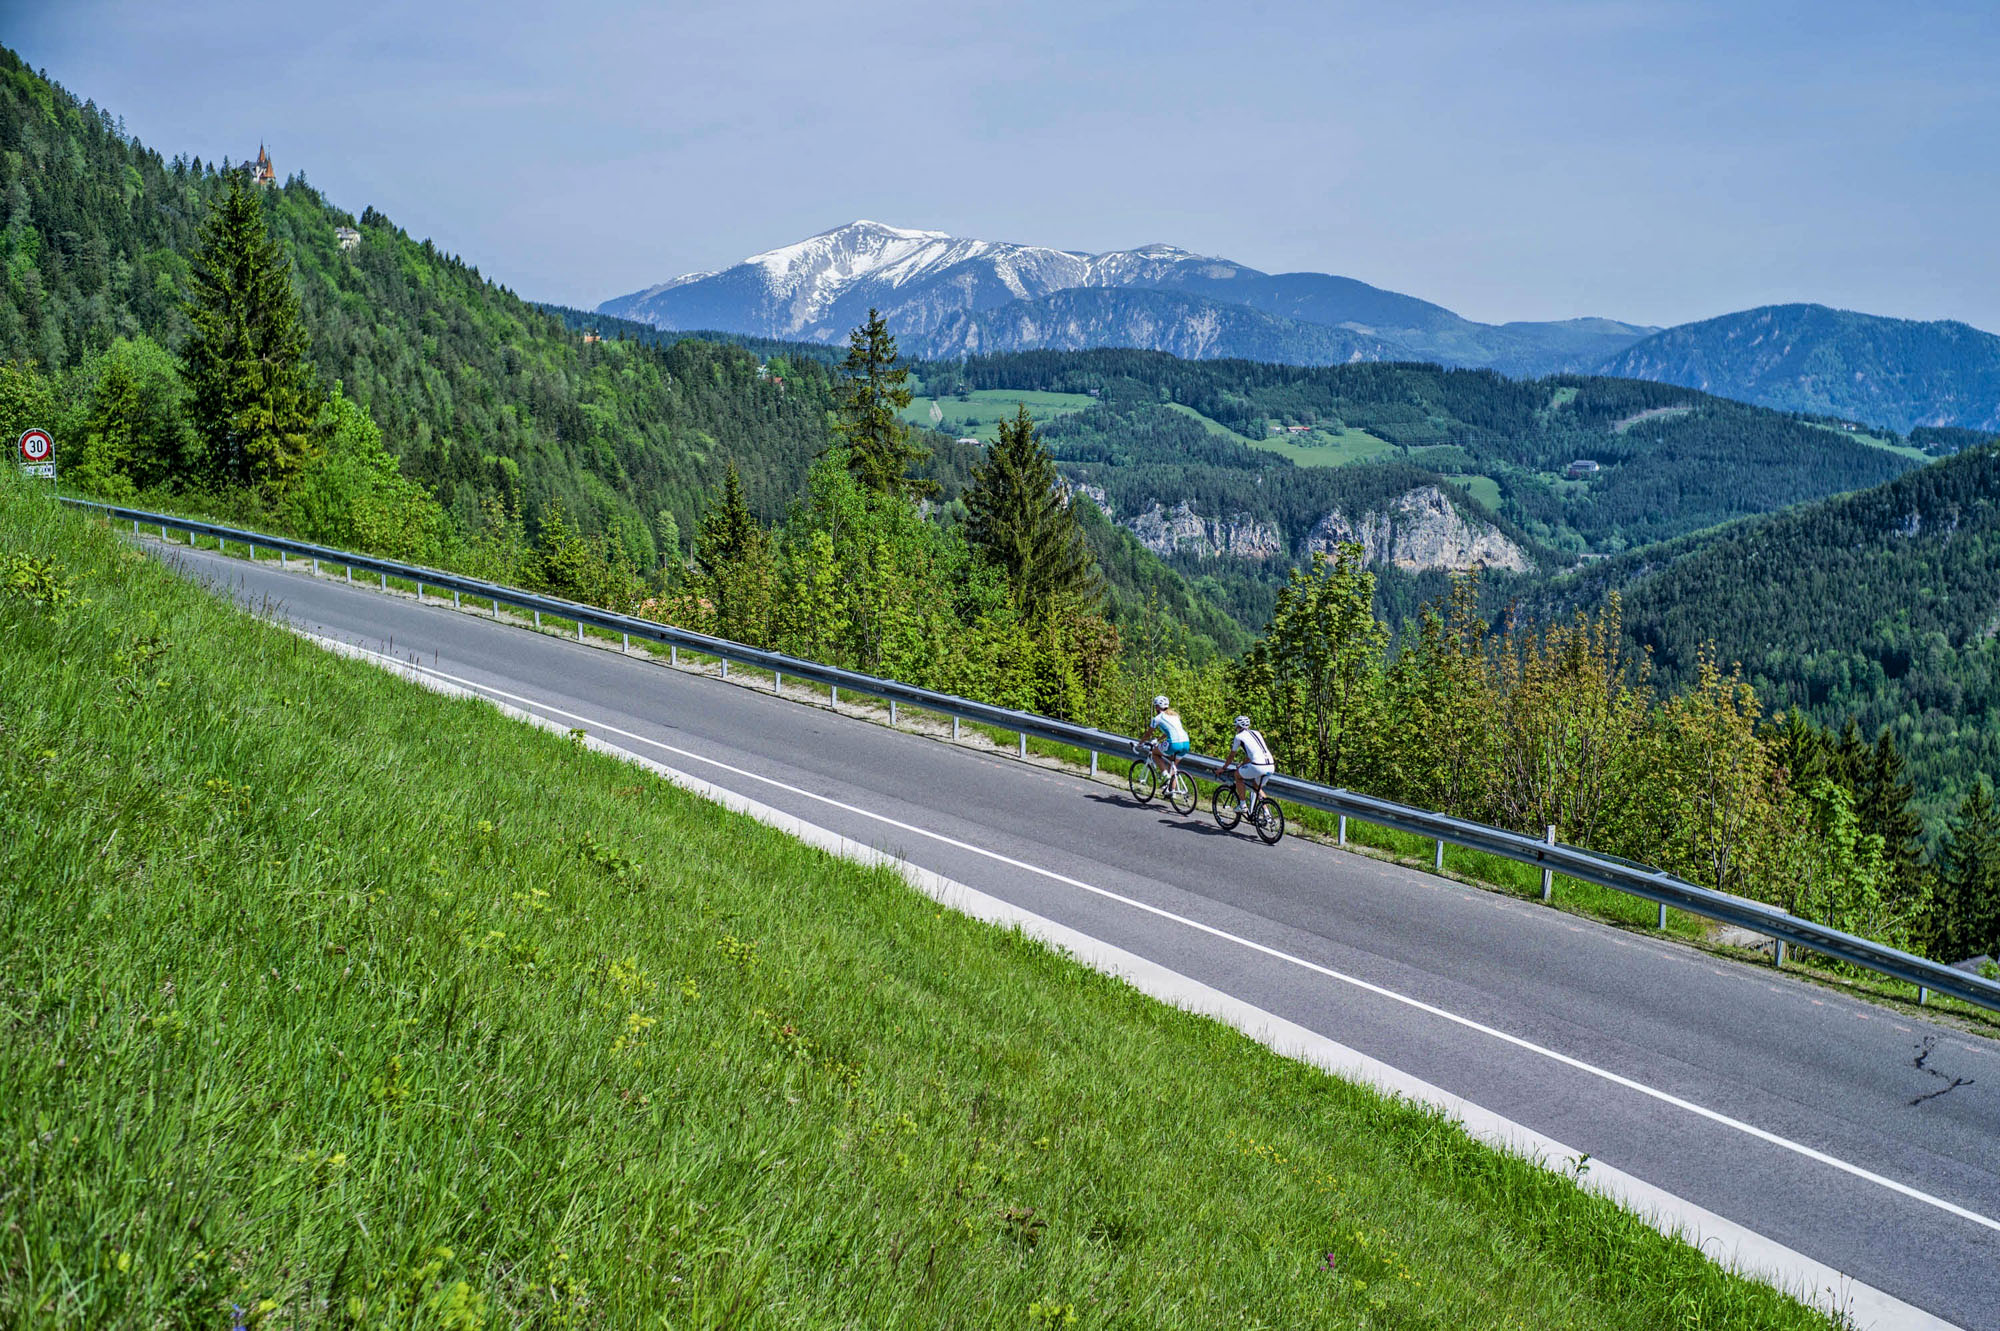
[1211,766,1286,844]
[1128,741,1198,815]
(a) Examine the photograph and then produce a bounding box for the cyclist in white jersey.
[1222,715,1275,803]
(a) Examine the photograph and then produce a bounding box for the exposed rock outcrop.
[1126,501,1284,560]
[1299,485,1530,572]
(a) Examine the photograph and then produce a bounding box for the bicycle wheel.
[1211,785,1243,830]
[1252,797,1286,845]
[1127,758,1158,804]
[1166,770,1197,815]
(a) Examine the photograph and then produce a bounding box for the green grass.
[1443,474,1503,513]
[1802,421,1930,462]
[1250,427,1399,468]
[0,479,1843,1328]
[903,389,1096,441]
[1163,402,1253,441]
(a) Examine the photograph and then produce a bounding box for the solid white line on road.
[360,646,2000,1245]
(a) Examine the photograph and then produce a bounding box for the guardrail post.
[379,571,386,590]
[133,518,139,534]
[1918,985,1928,1005]
[952,716,960,741]
[453,590,460,608]
[248,543,255,559]
[719,659,728,678]
[416,581,423,600]
[161,524,168,540]
[1019,732,1027,758]
[492,598,499,619]
[279,549,286,566]
[534,610,541,628]
[345,566,352,584]
[577,620,584,642]
[1090,750,1097,776]
[773,670,782,693]
[670,645,678,666]
[1657,901,1667,930]
[1434,839,1445,872]
[1541,826,1556,901]
[889,700,897,724]
[312,557,319,574]
[1775,939,1786,968]
[1338,815,1347,845]
[830,684,838,703]
[621,632,629,654]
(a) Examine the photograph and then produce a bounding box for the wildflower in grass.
[612,1010,657,1055]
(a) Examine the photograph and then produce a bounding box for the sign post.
[17,428,54,482]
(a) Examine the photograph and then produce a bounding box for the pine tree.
[963,405,1100,618]
[693,461,771,643]
[181,170,320,494]
[1936,782,2000,962]
[832,309,931,497]
[1857,730,1927,889]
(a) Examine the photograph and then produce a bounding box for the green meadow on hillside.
[0,479,1841,1328]
[901,388,1096,441]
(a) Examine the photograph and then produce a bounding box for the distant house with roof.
[251,144,276,187]
[334,226,361,251]
[1565,459,1601,479]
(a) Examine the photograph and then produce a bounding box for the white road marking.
[358,646,2000,1244]
[314,633,1961,1331]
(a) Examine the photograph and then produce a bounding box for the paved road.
[161,541,1999,1328]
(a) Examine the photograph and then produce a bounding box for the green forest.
[1525,443,2000,827]
[1,44,1993,968]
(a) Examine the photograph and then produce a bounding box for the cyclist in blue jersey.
[1145,695,1191,777]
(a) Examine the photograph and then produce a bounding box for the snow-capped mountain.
[601,221,1241,343]
[597,221,1655,374]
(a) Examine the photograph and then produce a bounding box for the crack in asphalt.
[1911,1035,1976,1105]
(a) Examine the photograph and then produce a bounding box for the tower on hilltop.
[252,144,275,186]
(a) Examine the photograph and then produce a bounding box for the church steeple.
[252,143,275,186]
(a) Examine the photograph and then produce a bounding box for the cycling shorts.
[1163,739,1191,756]
[1239,760,1274,782]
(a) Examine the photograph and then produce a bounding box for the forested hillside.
[1600,304,2000,434]
[1529,445,2000,824]
[936,349,1919,553]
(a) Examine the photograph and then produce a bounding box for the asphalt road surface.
[158,540,1999,1328]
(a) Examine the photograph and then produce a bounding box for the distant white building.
[956,437,981,446]
[334,226,361,251]
[1566,459,1601,479]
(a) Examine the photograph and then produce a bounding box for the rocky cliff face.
[1300,485,1531,572]
[1120,486,1529,573]
[1126,501,1284,560]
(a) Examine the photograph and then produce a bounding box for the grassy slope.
[0,481,1835,1328]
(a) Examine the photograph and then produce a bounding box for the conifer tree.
[963,405,1100,618]
[182,170,320,494]
[1935,782,2000,962]
[693,461,772,642]
[832,309,931,497]
[1857,730,1927,889]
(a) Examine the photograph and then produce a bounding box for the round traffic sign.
[18,428,52,463]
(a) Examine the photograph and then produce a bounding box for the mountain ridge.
[603,222,2000,429]
[599,220,1656,375]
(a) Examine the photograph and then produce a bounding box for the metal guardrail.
[72,496,2000,1017]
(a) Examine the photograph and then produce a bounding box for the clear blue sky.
[9,0,1998,331]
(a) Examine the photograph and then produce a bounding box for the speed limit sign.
[17,428,55,479]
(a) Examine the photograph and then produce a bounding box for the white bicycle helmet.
[1153,695,1170,710]
[1234,715,1253,730]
